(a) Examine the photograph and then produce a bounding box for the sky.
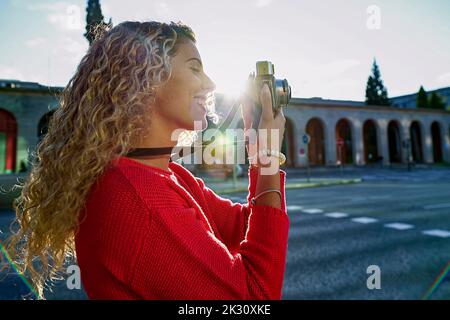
[0,0,449,101]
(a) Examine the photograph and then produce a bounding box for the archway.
[388,121,402,163]
[38,110,55,144]
[431,121,443,163]
[335,118,353,165]
[306,118,326,166]
[410,121,423,163]
[0,108,18,173]
[363,120,379,164]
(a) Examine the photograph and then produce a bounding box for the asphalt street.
[227,167,450,299]
[1,167,449,299]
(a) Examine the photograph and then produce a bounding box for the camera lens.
[275,79,291,106]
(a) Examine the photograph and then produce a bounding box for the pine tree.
[365,59,390,106]
[429,92,446,110]
[84,0,111,46]
[416,86,428,108]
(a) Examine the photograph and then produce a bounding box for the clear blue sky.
[1,0,449,101]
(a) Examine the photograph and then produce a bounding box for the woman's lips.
[194,97,207,112]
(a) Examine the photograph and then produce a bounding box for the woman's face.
[153,39,216,132]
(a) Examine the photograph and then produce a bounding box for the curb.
[210,178,363,194]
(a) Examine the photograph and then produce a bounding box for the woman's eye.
[191,67,201,73]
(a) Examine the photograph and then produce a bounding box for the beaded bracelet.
[250,189,282,206]
[248,149,286,166]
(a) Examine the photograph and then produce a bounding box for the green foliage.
[84,0,111,46]
[365,59,390,106]
[429,92,446,110]
[416,86,428,108]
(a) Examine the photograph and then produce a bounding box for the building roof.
[290,97,365,107]
[0,79,63,94]
[389,86,450,100]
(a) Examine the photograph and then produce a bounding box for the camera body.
[248,61,292,129]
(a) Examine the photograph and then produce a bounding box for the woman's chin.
[190,112,208,131]
[191,117,207,131]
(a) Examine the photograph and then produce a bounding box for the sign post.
[402,138,412,171]
[337,138,344,175]
[302,134,311,182]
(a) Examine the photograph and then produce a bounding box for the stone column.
[325,119,337,166]
[353,119,364,166]
[378,120,390,166]
[441,122,450,163]
[400,120,411,164]
[422,121,434,164]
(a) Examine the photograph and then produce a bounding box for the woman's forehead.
[177,40,201,60]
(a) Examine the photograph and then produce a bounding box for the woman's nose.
[204,74,216,92]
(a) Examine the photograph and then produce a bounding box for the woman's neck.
[129,116,178,172]
[128,155,173,172]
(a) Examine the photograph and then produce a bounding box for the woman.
[5,21,290,299]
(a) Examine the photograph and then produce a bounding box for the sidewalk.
[203,176,362,194]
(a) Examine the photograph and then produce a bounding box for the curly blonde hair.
[2,20,201,299]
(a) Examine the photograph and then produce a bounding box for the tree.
[416,86,428,108]
[365,59,390,106]
[84,0,111,46]
[429,92,446,110]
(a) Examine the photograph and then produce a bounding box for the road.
[228,167,450,299]
[1,167,449,299]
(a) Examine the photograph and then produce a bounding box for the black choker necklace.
[126,147,174,157]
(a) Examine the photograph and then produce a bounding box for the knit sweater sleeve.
[194,166,287,252]
[131,205,290,300]
[77,162,290,300]
[130,169,290,300]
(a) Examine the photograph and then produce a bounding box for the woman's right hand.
[257,83,286,153]
[241,83,286,167]
[242,84,286,151]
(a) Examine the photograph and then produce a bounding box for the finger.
[275,106,285,121]
[259,83,274,121]
[240,94,254,131]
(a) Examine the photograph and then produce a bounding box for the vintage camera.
[248,60,292,129]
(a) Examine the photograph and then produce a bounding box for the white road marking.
[384,223,414,230]
[325,212,349,218]
[227,197,246,203]
[351,217,378,224]
[422,229,450,238]
[287,205,303,211]
[350,196,366,202]
[301,208,324,214]
[423,203,450,210]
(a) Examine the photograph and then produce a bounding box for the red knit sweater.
[75,156,290,300]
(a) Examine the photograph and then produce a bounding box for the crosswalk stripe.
[351,217,378,224]
[422,229,450,238]
[325,212,349,218]
[287,205,303,211]
[423,203,450,210]
[384,223,414,230]
[301,208,324,214]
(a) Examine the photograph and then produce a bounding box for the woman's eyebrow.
[185,57,203,67]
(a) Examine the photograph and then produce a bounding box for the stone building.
[1,78,449,175]
[0,80,60,174]
[279,97,450,167]
[390,87,450,109]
